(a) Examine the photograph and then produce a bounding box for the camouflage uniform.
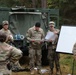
[26,26,44,70]
[0,20,24,71]
[0,42,22,75]
[47,29,60,73]
[0,29,22,70]
[72,43,76,60]
[0,28,13,42]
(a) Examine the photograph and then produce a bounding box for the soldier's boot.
[56,68,60,75]
[49,68,53,75]
[30,69,35,75]
[10,61,24,71]
[37,69,42,74]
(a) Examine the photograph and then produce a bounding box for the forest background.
[0,0,76,26]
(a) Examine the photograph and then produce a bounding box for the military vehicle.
[0,7,59,65]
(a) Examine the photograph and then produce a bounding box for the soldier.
[0,20,23,71]
[0,31,22,75]
[46,21,60,75]
[0,20,13,43]
[72,43,76,60]
[26,22,45,74]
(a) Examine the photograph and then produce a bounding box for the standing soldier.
[26,22,44,74]
[46,21,60,75]
[0,31,22,75]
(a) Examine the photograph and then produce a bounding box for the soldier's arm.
[26,29,33,41]
[41,29,45,41]
[7,30,14,42]
[54,29,60,35]
[72,43,76,60]
[10,47,22,62]
[72,43,76,54]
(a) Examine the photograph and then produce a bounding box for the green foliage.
[47,0,76,25]
[60,54,74,73]
[60,55,73,65]
[0,0,20,7]
[0,0,76,25]
[47,0,59,8]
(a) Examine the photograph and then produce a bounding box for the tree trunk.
[32,0,36,8]
[41,0,47,8]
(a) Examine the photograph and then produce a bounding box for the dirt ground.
[12,66,71,75]
[12,55,73,75]
[12,67,59,75]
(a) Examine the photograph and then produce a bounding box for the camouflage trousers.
[0,62,11,75]
[29,47,42,70]
[10,61,22,71]
[47,46,60,70]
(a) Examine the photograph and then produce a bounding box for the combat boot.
[10,61,25,72]
[30,69,35,75]
[37,69,42,74]
[56,71,60,75]
[49,69,53,75]
[56,68,60,75]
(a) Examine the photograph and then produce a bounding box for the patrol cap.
[49,21,55,27]
[35,22,41,27]
[2,20,9,26]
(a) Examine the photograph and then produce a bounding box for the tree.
[32,0,36,8]
[48,0,76,25]
[41,0,47,8]
[0,0,76,25]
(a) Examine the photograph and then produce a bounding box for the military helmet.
[49,21,55,27]
[2,20,9,26]
[0,31,7,42]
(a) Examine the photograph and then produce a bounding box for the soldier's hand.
[40,40,44,43]
[31,39,35,42]
[54,31,57,34]
[48,39,53,42]
[8,36,13,42]
[8,36,11,40]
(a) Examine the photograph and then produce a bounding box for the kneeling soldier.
[0,31,22,75]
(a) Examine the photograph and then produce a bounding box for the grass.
[59,53,75,74]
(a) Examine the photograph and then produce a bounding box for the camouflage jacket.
[26,26,45,48]
[0,42,22,64]
[0,28,13,42]
[47,28,60,49]
[72,43,76,55]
